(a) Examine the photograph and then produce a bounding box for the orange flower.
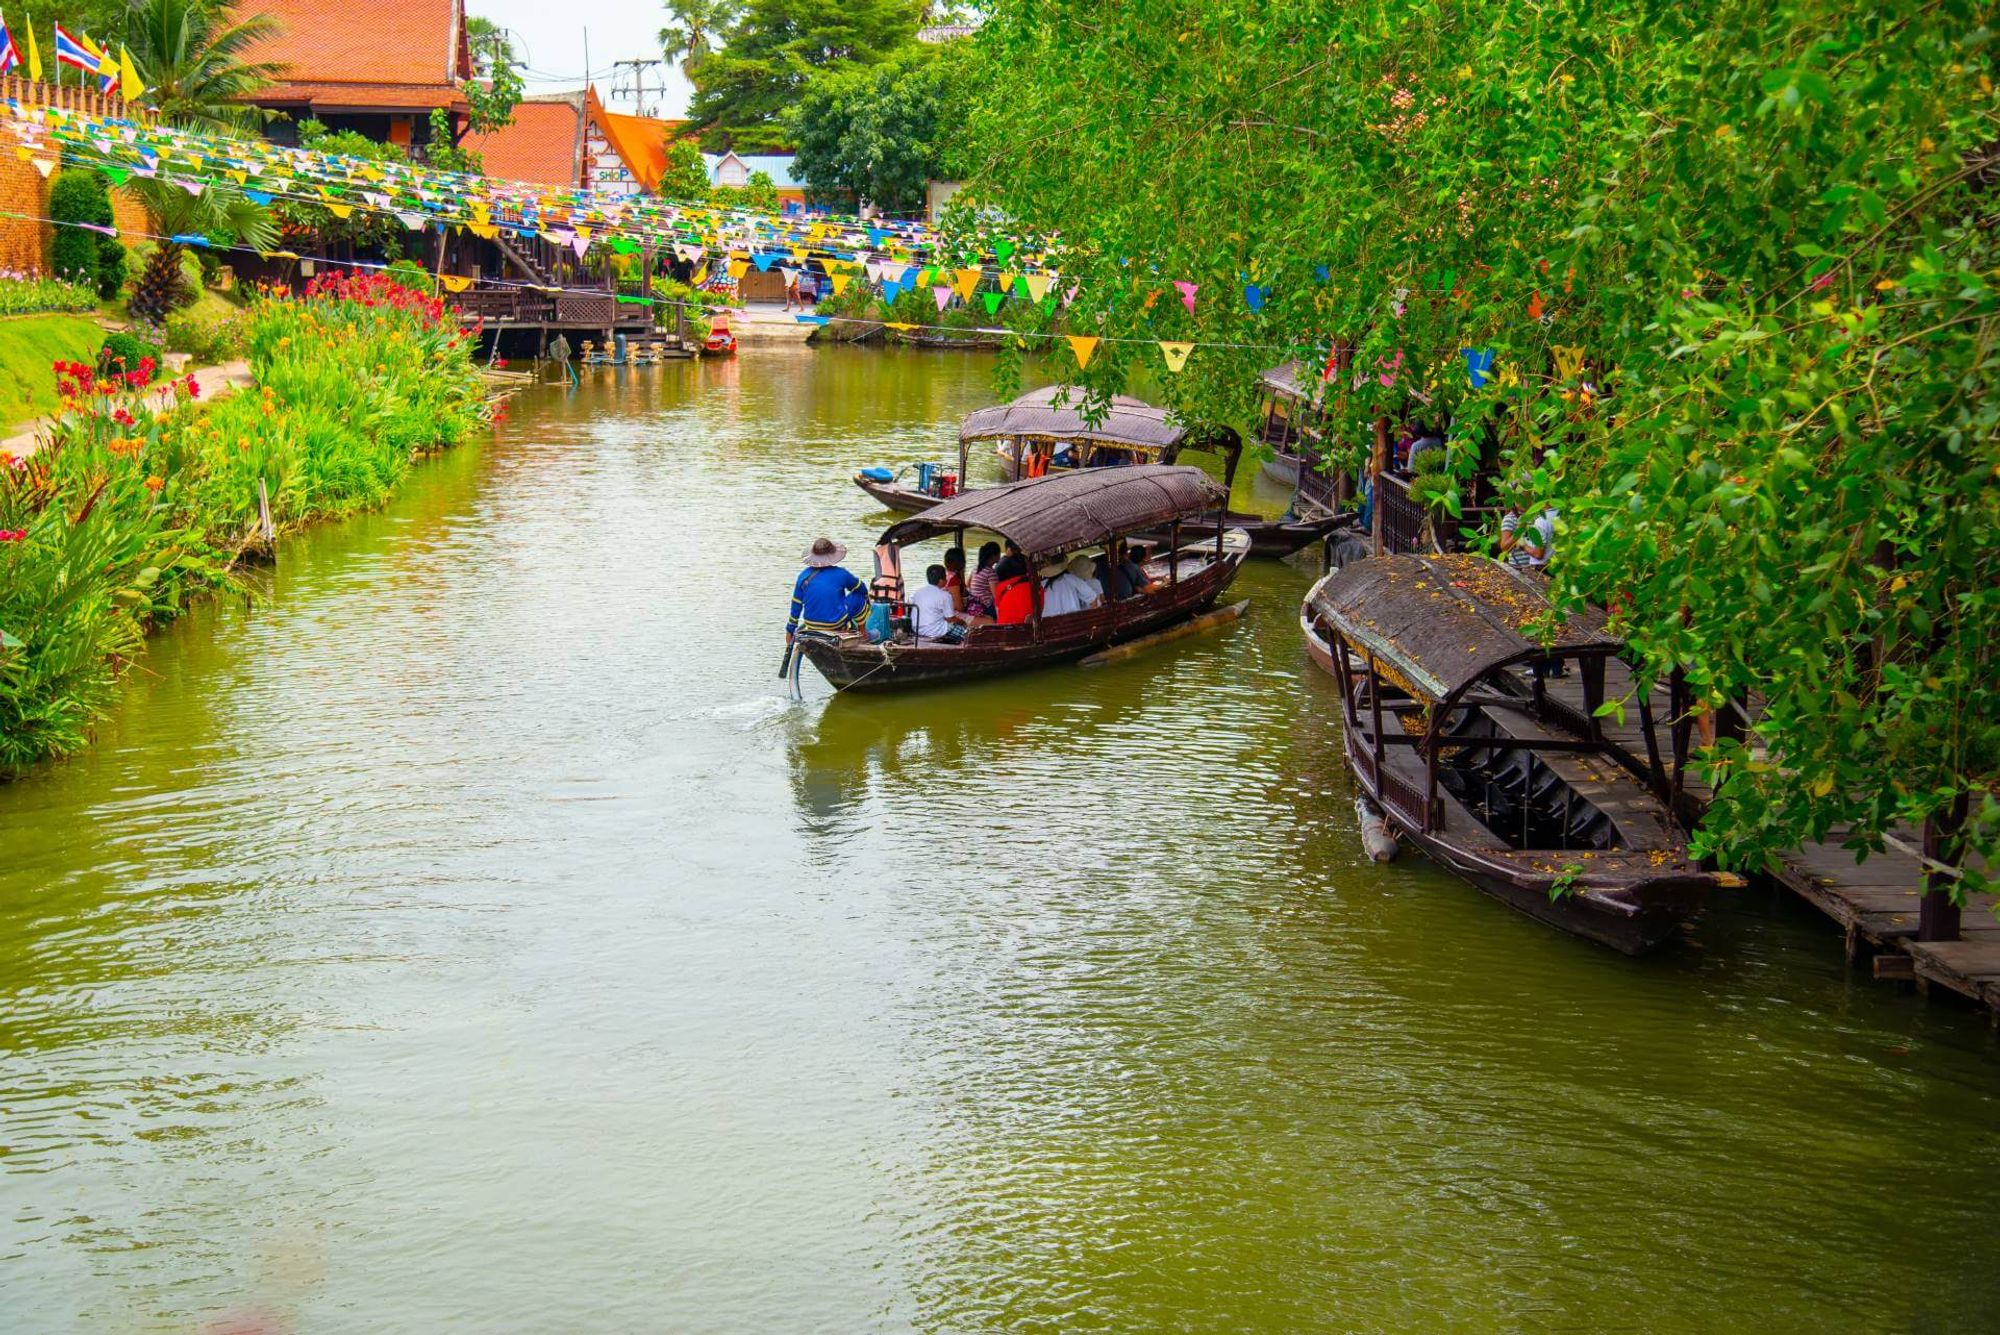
[143,475,164,493]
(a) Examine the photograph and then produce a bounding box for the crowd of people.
[786,535,1169,649]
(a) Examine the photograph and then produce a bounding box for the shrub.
[163,308,248,364]
[46,172,126,300]
[0,273,96,316]
[382,259,433,294]
[97,332,163,382]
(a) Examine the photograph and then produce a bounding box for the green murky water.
[3,346,1998,1333]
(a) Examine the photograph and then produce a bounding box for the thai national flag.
[0,15,20,73]
[54,23,99,73]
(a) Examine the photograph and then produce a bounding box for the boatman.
[786,537,869,645]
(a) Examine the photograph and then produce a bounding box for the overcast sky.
[471,0,695,119]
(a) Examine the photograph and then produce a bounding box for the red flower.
[0,529,25,542]
[113,408,136,427]
[184,376,201,399]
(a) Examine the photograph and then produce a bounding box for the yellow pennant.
[1067,335,1100,369]
[727,259,750,281]
[830,273,851,296]
[1024,272,1053,303]
[952,267,983,301]
[998,270,1018,292]
[327,203,353,219]
[437,274,473,293]
[1553,344,1585,379]
[468,224,498,240]
[228,169,247,185]
[885,322,917,332]
[691,265,709,286]
[791,246,807,260]
[1158,341,1194,373]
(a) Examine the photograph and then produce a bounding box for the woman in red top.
[991,553,1035,625]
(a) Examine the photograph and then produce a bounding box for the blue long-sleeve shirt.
[787,566,867,634]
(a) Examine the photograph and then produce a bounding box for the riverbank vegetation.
[955,0,1999,889]
[0,273,486,767]
[0,313,108,429]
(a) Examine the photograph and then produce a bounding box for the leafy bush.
[97,332,163,382]
[382,259,433,294]
[163,308,248,363]
[0,276,486,769]
[46,171,125,299]
[0,273,96,316]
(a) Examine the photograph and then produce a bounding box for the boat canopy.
[958,386,1186,452]
[1309,554,1620,701]
[1259,359,1327,407]
[879,465,1227,560]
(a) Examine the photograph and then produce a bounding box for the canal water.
[2,346,1997,1333]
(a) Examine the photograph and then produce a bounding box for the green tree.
[958,0,2000,891]
[465,15,516,78]
[658,0,740,80]
[685,0,922,151]
[713,168,780,211]
[659,139,711,202]
[123,0,286,132]
[47,170,126,299]
[272,120,409,255]
[788,42,960,213]
[120,176,274,322]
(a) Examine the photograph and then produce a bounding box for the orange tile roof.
[236,0,471,106]
[463,97,583,188]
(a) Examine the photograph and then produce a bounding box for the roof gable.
[238,0,470,100]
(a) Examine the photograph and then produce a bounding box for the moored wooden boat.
[1306,554,1740,954]
[856,386,1344,558]
[802,466,1251,692]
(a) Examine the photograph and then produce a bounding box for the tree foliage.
[122,0,286,132]
[684,0,922,150]
[958,0,2000,889]
[659,139,713,203]
[659,0,741,80]
[47,170,125,299]
[788,42,962,213]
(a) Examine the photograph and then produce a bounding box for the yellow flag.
[25,21,41,82]
[953,267,982,301]
[1067,335,1099,369]
[327,203,353,219]
[119,46,144,101]
[1553,345,1585,380]
[437,274,473,293]
[1158,341,1194,373]
[885,322,917,332]
[727,258,750,281]
[468,224,498,240]
[691,265,708,286]
[830,273,851,296]
[998,270,1018,293]
[1024,272,1053,303]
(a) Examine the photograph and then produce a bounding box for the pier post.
[1917,794,1969,942]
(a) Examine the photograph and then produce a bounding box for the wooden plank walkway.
[1533,660,2000,1019]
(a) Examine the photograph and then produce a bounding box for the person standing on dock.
[786,538,869,645]
[547,332,571,381]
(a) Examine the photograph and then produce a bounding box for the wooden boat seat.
[1471,705,1683,852]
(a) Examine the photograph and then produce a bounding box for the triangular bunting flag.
[1174,280,1198,312]
[952,267,982,301]
[932,285,952,311]
[981,291,1005,315]
[1067,335,1099,369]
[1158,341,1193,373]
[1024,273,1053,303]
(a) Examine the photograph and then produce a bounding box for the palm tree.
[120,177,276,323]
[658,0,738,80]
[465,16,517,79]
[124,0,287,134]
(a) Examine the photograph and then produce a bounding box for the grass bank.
[0,273,488,767]
[0,315,108,430]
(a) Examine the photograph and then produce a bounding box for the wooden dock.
[1535,659,1999,1019]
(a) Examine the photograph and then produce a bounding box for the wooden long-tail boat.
[1304,554,1739,954]
[853,386,1348,558]
[801,465,1250,692]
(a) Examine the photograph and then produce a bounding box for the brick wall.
[0,76,147,276]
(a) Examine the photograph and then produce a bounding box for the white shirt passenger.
[908,581,958,639]
[1040,571,1102,618]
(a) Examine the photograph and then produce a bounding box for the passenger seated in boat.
[909,564,968,644]
[942,546,968,612]
[992,554,1035,625]
[1040,555,1104,617]
[965,541,1001,617]
[786,537,868,643]
[1094,540,1158,600]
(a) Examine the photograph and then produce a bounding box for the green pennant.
[1013,275,1031,299]
[615,295,654,305]
[609,238,640,255]
[1040,296,1057,317]
[100,165,131,187]
[995,239,1016,265]
[981,291,1006,315]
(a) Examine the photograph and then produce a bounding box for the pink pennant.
[933,285,951,311]
[1376,350,1403,387]
[572,236,590,259]
[1064,284,1080,307]
[1174,280,1198,313]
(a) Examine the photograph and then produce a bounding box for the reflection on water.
[1,347,1997,1333]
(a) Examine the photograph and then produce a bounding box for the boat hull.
[1340,728,1707,956]
[1261,450,1303,488]
[800,543,1247,692]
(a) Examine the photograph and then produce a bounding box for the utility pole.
[610,58,665,117]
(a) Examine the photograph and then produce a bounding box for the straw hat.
[804,537,847,567]
[1067,555,1097,579]
[1038,558,1068,579]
